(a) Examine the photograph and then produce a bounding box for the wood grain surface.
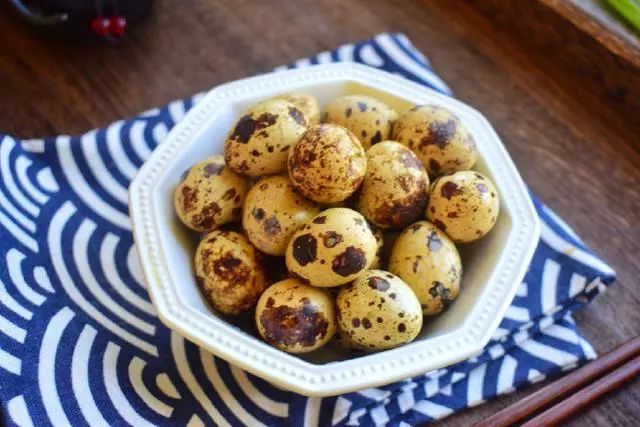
[0,0,638,425]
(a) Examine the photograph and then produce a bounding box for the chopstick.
[473,336,640,427]
[522,354,640,426]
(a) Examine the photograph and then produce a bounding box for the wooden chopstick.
[473,336,640,427]
[521,354,640,426]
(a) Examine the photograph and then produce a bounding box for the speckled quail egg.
[174,155,248,232]
[392,105,477,177]
[323,95,398,150]
[336,270,422,351]
[427,171,500,243]
[288,124,367,203]
[255,278,336,353]
[370,223,384,270]
[224,98,308,176]
[389,221,461,315]
[242,175,320,256]
[273,92,321,126]
[285,208,377,287]
[357,141,429,230]
[195,230,269,315]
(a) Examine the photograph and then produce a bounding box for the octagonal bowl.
[129,62,540,396]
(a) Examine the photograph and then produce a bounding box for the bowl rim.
[129,62,541,396]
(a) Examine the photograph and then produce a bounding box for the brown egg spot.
[213,252,250,287]
[322,231,343,248]
[429,281,453,309]
[361,130,367,138]
[222,188,236,201]
[368,276,390,292]
[203,162,225,176]
[345,107,352,118]
[420,119,457,149]
[447,212,458,218]
[408,223,422,233]
[263,216,282,236]
[395,175,411,192]
[331,246,366,277]
[440,181,462,200]
[266,297,275,308]
[476,183,489,194]
[229,113,277,143]
[357,102,367,112]
[377,317,384,323]
[251,149,260,157]
[252,208,265,220]
[352,318,361,328]
[292,234,317,266]
[474,173,484,180]
[259,300,329,348]
[384,335,391,341]
[232,207,242,219]
[427,231,443,252]
[312,215,326,225]
[433,219,447,231]
[389,293,397,300]
[288,106,307,126]
[180,185,198,212]
[398,323,406,332]
[192,202,221,230]
[237,160,249,172]
[362,318,372,329]
[373,189,428,229]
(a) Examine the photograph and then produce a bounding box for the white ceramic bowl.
[129,63,540,396]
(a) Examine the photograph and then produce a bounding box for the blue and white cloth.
[0,33,616,426]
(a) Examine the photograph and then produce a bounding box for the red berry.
[109,16,127,37]
[91,16,110,37]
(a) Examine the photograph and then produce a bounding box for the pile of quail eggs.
[174,92,500,354]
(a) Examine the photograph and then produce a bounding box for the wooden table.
[1,0,638,425]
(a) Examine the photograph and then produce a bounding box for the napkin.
[0,33,616,427]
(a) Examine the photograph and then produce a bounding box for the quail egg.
[357,141,429,229]
[392,105,477,177]
[274,92,320,126]
[195,230,269,315]
[224,98,308,176]
[323,95,398,149]
[336,270,422,351]
[174,155,248,232]
[288,124,367,204]
[389,221,461,315]
[285,208,377,287]
[243,175,320,256]
[427,171,499,243]
[255,278,336,353]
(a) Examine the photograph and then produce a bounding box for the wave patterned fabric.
[0,33,615,426]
